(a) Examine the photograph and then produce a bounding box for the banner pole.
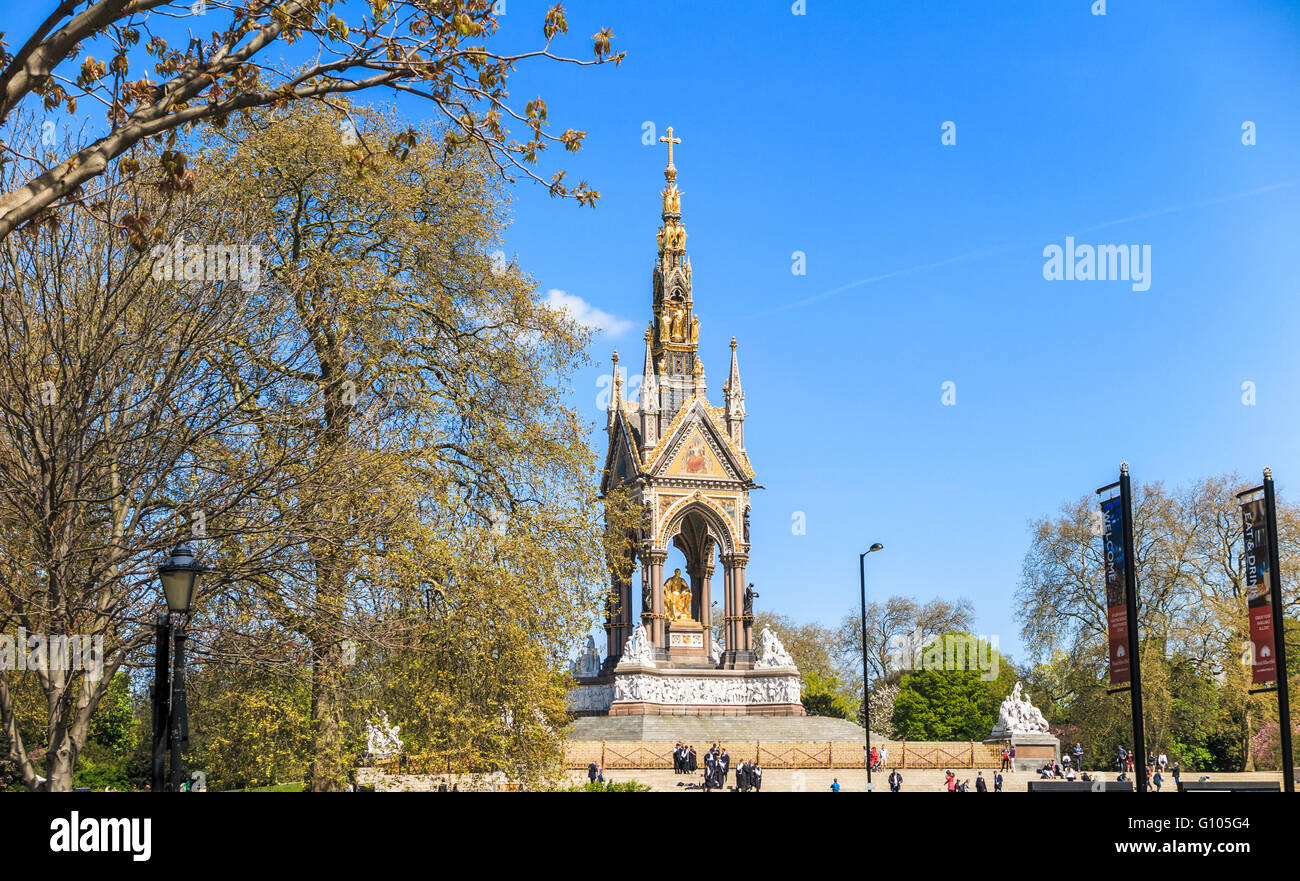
[1119,463,1148,793]
[1263,469,1295,793]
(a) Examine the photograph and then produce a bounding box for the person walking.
[1171,762,1180,788]
[587,761,598,784]
[752,761,763,792]
[888,768,902,793]
[993,770,1003,792]
[1152,769,1163,792]
[1073,742,1084,771]
[976,771,987,792]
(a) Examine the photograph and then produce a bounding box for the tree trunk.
[1243,703,1255,771]
[307,559,348,792]
[307,638,347,791]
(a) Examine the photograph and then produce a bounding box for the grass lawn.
[227,782,305,793]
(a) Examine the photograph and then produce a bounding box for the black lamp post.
[154,542,204,792]
[860,542,883,790]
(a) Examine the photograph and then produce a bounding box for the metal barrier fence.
[563,740,1005,771]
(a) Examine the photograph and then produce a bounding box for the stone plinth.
[984,732,1060,772]
[567,625,804,718]
[567,663,803,717]
[665,620,707,662]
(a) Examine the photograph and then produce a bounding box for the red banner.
[1101,496,1130,685]
[1241,497,1278,685]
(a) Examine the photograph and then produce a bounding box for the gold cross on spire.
[659,126,681,171]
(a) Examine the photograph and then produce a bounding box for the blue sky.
[491,0,1300,662]
[9,1,1300,664]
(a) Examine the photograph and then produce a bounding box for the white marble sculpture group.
[571,635,602,678]
[565,625,801,713]
[365,711,404,759]
[990,681,1050,737]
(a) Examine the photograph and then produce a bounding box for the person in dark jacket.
[888,769,902,792]
[975,771,987,792]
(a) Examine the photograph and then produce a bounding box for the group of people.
[673,742,763,792]
[1115,745,1180,791]
[672,743,698,774]
[1037,761,1087,781]
[944,769,1003,792]
[866,746,889,771]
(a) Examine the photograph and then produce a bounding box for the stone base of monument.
[664,620,708,663]
[983,733,1060,772]
[568,663,804,717]
[568,625,805,718]
[984,682,1059,772]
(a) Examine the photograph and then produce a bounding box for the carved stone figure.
[754,627,796,669]
[669,302,686,342]
[663,184,681,215]
[571,635,601,679]
[990,681,1051,737]
[611,670,800,705]
[365,712,404,759]
[566,683,615,713]
[617,622,656,668]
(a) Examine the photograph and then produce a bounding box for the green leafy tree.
[801,672,855,720]
[890,634,1017,741]
[185,659,313,792]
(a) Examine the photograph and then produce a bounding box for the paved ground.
[566,768,1287,792]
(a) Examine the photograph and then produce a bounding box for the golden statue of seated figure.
[664,568,694,621]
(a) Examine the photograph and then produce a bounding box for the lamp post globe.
[158,542,204,614]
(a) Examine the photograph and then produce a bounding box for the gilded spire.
[656,126,687,263]
[659,126,681,181]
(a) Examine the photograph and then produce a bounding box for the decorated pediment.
[649,401,751,484]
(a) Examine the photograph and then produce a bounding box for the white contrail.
[753,179,1300,317]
